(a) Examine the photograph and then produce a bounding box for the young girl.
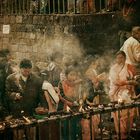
[58,66,82,140]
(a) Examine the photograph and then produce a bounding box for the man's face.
[20,68,32,77]
[133,30,140,41]
[136,31,140,41]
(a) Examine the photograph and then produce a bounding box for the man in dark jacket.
[5,58,47,118]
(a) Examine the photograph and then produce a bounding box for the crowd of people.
[0,26,140,140]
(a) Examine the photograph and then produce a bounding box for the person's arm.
[109,65,128,86]
[58,82,73,107]
[5,76,22,101]
[38,78,48,108]
[85,79,98,105]
[35,78,49,114]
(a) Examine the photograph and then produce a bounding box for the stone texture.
[16,16,23,23]
[10,44,19,52]
[4,15,10,24]
[22,15,33,24]
[0,16,4,24]
[10,16,16,24]
[2,37,9,44]
[0,14,121,63]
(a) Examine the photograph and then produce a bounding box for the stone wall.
[0,13,121,63]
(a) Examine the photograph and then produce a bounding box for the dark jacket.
[0,59,10,118]
[86,79,104,103]
[5,72,47,117]
[0,59,7,101]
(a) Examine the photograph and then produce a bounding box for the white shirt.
[20,74,27,82]
[109,63,134,103]
[120,36,140,66]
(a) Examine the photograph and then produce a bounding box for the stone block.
[4,16,10,24]
[21,32,28,39]
[27,39,34,46]
[30,33,36,39]
[19,39,26,45]
[10,24,17,32]
[0,39,2,48]
[16,16,23,23]
[10,16,16,24]
[25,24,34,32]
[21,44,32,53]
[0,31,2,37]
[2,37,9,44]
[10,44,19,52]
[30,53,38,62]
[23,15,33,24]
[32,44,38,53]
[0,16,4,24]
[14,52,23,61]
[24,52,30,59]
[40,16,47,24]
[36,32,42,40]
[2,43,9,49]
[33,16,41,24]
[26,45,33,53]
[37,53,45,61]
[18,43,28,52]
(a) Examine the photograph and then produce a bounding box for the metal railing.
[0,101,140,140]
[0,0,122,15]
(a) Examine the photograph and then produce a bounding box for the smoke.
[30,28,84,69]
[12,20,116,87]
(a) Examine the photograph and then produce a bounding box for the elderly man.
[120,26,140,68]
[120,26,140,95]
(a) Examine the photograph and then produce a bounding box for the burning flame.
[118,95,123,104]
[66,105,71,112]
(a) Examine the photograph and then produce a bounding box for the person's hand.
[128,80,138,85]
[54,87,60,95]
[73,101,79,106]
[15,93,22,100]
[65,101,73,107]
[35,107,48,115]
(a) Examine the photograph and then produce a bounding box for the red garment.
[109,63,137,139]
[62,80,77,101]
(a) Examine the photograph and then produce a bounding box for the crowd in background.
[0,1,140,138]
[0,25,140,140]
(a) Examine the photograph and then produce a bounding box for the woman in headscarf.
[109,50,137,139]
